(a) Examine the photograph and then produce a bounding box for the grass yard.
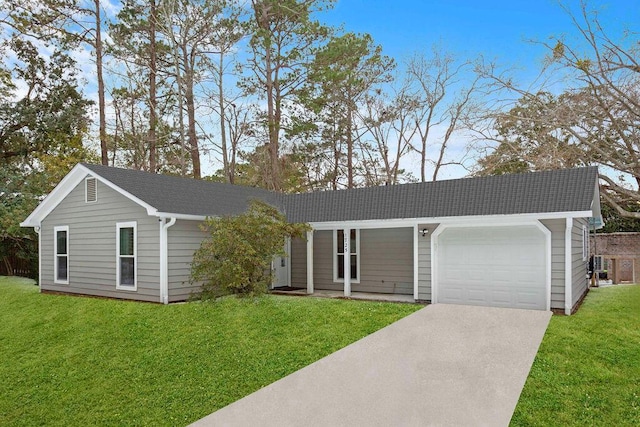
[512,285,640,426]
[0,276,421,426]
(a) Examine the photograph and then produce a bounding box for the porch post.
[413,224,419,300]
[306,230,314,294]
[344,227,351,297]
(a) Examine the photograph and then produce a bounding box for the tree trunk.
[346,103,354,188]
[183,48,200,179]
[148,0,157,173]
[185,77,200,179]
[95,0,108,165]
[218,52,230,182]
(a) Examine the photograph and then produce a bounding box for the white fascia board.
[156,212,208,221]
[91,173,158,216]
[309,211,593,230]
[21,163,87,228]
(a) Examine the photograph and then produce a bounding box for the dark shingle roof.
[83,164,598,221]
[281,167,598,222]
[82,163,279,217]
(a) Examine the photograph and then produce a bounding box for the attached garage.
[434,225,549,310]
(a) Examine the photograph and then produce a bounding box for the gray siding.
[291,228,414,294]
[167,219,207,302]
[41,176,160,302]
[355,228,413,295]
[572,218,589,307]
[417,224,439,301]
[540,219,565,310]
[290,237,307,287]
[312,230,341,291]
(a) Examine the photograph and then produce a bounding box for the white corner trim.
[116,221,138,291]
[532,221,552,312]
[565,218,573,315]
[430,224,445,304]
[159,217,176,304]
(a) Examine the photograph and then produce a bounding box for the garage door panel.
[437,226,546,310]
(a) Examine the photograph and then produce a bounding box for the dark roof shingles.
[281,167,598,222]
[83,163,597,222]
[83,163,279,217]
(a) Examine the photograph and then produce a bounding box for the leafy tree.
[156,0,237,179]
[302,32,394,188]
[0,39,93,277]
[109,0,165,172]
[243,0,335,190]
[2,0,110,165]
[191,199,309,298]
[475,92,585,175]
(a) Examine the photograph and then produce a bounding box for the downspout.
[35,225,41,289]
[565,218,573,315]
[159,217,177,304]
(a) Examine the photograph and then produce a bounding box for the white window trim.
[54,225,69,285]
[116,221,137,291]
[582,224,589,261]
[85,176,98,203]
[332,229,360,283]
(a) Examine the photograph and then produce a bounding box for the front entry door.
[272,239,290,288]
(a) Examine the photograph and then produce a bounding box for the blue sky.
[321,0,637,75]
[315,1,638,179]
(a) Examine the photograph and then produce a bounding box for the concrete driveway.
[190,304,551,427]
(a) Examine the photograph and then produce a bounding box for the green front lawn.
[0,277,420,426]
[512,285,640,426]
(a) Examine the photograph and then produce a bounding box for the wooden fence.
[1,255,34,278]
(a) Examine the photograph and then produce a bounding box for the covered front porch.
[271,224,426,302]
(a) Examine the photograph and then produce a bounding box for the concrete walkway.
[190,304,551,427]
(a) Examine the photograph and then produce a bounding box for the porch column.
[306,230,314,294]
[413,224,419,300]
[344,227,351,297]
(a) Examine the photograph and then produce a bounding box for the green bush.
[191,199,310,298]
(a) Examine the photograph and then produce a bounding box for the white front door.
[272,239,290,288]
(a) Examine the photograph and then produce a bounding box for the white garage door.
[437,226,546,310]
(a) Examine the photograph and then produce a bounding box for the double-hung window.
[54,226,69,284]
[334,229,359,282]
[116,222,137,290]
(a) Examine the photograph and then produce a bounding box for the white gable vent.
[85,177,97,203]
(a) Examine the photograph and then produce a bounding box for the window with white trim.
[583,224,589,261]
[85,177,97,203]
[333,229,359,282]
[54,226,69,284]
[116,221,137,290]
